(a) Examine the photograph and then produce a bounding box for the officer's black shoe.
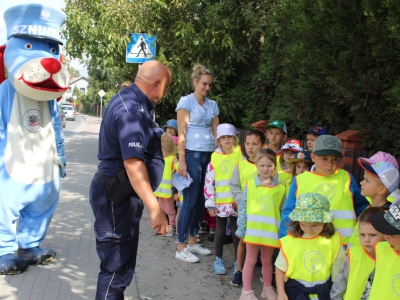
[17,247,56,265]
[0,253,29,275]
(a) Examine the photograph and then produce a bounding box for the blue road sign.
[126,34,156,63]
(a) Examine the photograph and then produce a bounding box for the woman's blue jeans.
[177,150,212,243]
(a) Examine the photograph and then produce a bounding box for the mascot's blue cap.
[4,4,66,45]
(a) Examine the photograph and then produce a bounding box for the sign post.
[72,95,77,108]
[98,89,106,118]
[126,34,156,64]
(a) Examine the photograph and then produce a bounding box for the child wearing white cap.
[204,123,245,275]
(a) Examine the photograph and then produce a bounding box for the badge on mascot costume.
[0,4,69,275]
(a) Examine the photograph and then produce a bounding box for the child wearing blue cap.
[304,126,328,151]
[163,119,178,137]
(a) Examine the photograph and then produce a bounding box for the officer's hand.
[58,154,67,178]
[150,208,168,236]
[178,160,187,178]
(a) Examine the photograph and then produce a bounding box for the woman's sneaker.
[214,257,227,275]
[175,248,199,263]
[239,289,258,300]
[261,286,277,300]
[186,243,212,255]
[230,270,242,287]
[165,225,175,237]
[209,228,216,235]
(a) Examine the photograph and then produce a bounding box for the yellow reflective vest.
[279,232,341,291]
[276,154,292,186]
[296,170,356,245]
[211,146,243,204]
[243,179,285,247]
[238,159,257,191]
[343,246,375,300]
[369,242,400,299]
[154,155,176,199]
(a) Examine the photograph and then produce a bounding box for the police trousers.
[90,173,144,300]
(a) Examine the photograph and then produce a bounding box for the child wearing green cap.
[275,192,346,300]
[265,120,287,154]
[280,135,369,246]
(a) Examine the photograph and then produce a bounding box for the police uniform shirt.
[97,84,164,191]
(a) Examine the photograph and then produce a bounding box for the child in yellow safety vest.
[230,130,265,287]
[347,155,399,247]
[330,207,386,300]
[275,192,346,300]
[154,133,178,237]
[369,198,400,299]
[236,148,285,300]
[204,123,245,275]
[280,135,370,246]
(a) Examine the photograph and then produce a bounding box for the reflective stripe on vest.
[343,246,375,300]
[154,155,175,198]
[243,179,285,247]
[279,232,341,287]
[296,170,356,245]
[211,146,243,204]
[238,159,257,191]
[369,242,400,299]
[276,154,292,185]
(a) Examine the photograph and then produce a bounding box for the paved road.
[0,114,264,300]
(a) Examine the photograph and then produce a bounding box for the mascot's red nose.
[40,58,62,74]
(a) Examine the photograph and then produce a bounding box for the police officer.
[89,61,171,299]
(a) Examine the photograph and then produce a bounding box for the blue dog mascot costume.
[0,4,69,275]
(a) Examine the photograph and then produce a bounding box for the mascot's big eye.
[50,48,57,54]
[25,43,32,50]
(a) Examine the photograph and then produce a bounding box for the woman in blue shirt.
[175,64,220,263]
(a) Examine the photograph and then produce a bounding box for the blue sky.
[0,0,88,76]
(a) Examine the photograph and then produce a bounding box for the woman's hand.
[178,160,187,178]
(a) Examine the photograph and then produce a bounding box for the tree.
[62,0,270,125]
[61,49,81,78]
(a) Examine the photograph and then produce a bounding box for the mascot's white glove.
[58,154,66,178]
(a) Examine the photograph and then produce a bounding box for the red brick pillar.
[336,130,365,172]
[251,120,269,133]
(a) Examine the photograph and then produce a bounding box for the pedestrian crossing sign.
[126,34,156,63]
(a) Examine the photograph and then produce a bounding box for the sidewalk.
[0,115,138,300]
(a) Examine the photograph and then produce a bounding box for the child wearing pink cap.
[276,139,303,188]
[347,152,400,247]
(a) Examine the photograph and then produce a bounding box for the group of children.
[155,118,400,300]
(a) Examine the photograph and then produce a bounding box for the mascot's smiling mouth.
[18,74,67,93]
